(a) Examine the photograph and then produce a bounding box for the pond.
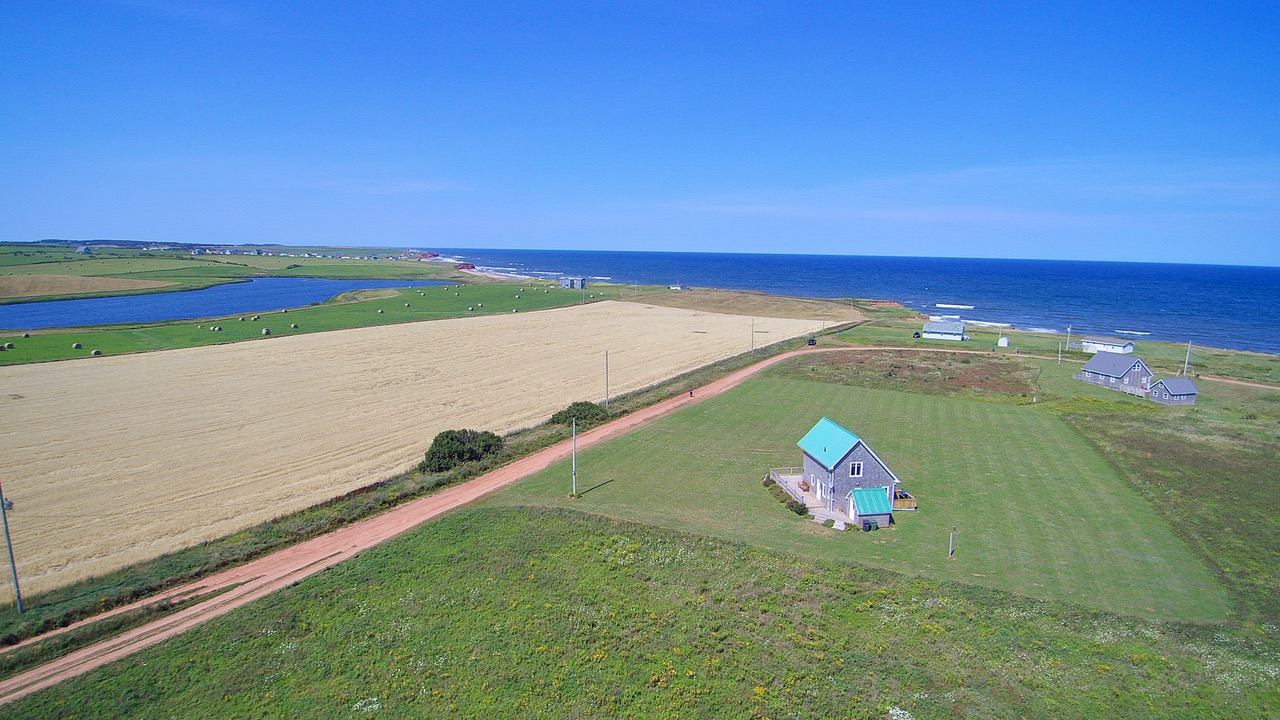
[0,277,447,330]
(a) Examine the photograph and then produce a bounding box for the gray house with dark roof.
[1075,352,1154,397]
[1150,377,1198,405]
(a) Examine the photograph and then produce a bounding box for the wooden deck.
[893,490,918,511]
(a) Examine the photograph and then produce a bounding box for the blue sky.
[2,2,1277,265]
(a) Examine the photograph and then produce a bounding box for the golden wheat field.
[0,301,824,597]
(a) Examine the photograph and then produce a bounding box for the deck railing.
[768,468,807,504]
[893,491,918,511]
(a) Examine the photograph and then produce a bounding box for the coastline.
[429,248,1280,355]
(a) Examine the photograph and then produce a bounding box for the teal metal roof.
[851,488,893,515]
[797,417,861,471]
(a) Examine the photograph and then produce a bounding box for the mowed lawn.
[493,376,1229,623]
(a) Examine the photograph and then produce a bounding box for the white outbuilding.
[921,321,966,341]
[1081,336,1135,354]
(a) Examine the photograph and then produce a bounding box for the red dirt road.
[0,347,828,706]
[3,344,1271,706]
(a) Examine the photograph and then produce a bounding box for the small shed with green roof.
[849,488,894,530]
[798,417,905,526]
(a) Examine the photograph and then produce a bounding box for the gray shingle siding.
[849,504,892,528]
[1150,378,1198,405]
[802,442,898,512]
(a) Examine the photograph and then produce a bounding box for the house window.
[1085,371,1092,378]
[1123,376,1129,384]
[1163,392,1169,399]
[850,461,863,478]
[1110,377,1116,384]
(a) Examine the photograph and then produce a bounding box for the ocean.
[433,249,1280,355]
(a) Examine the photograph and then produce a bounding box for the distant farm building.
[997,336,1010,347]
[1080,336,1135,354]
[1150,377,1198,405]
[1075,352,1154,397]
[922,321,966,341]
[560,277,587,289]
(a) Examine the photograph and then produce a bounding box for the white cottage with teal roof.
[797,417,905,529]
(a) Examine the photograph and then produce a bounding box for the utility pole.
[948,526,956,559]
[1065,325,1072,352]
[1058,342,1062,364]
[604,350,610,409]
[0,476,22,613]
[571,417,578,497]
[1183,341,1192,376]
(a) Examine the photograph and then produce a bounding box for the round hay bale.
[21,332,29,338]
[477,303,483,307]
[281,309,288,313]
[468,306,474,311]
[405,303,410,307]
[512,308,518,313]
[239,317,245,321]
[72,342,82,349]
[290,323,299,328]
[515,295,520,299]
[454,292,459,296]
[91,349,102,356]
[0,346,5,352]
[261,328,271,335]
[378,309,384,314]
[252,315,260,321]
[198,325,203,329]
[4,343,12,349]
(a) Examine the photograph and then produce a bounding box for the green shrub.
[420,429,503,473]
[764,480,808,516]
[549,401,611,428]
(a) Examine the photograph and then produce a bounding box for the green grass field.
[3,508,1273,719]
[0,282,639,364]
[492,370,1229,623]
